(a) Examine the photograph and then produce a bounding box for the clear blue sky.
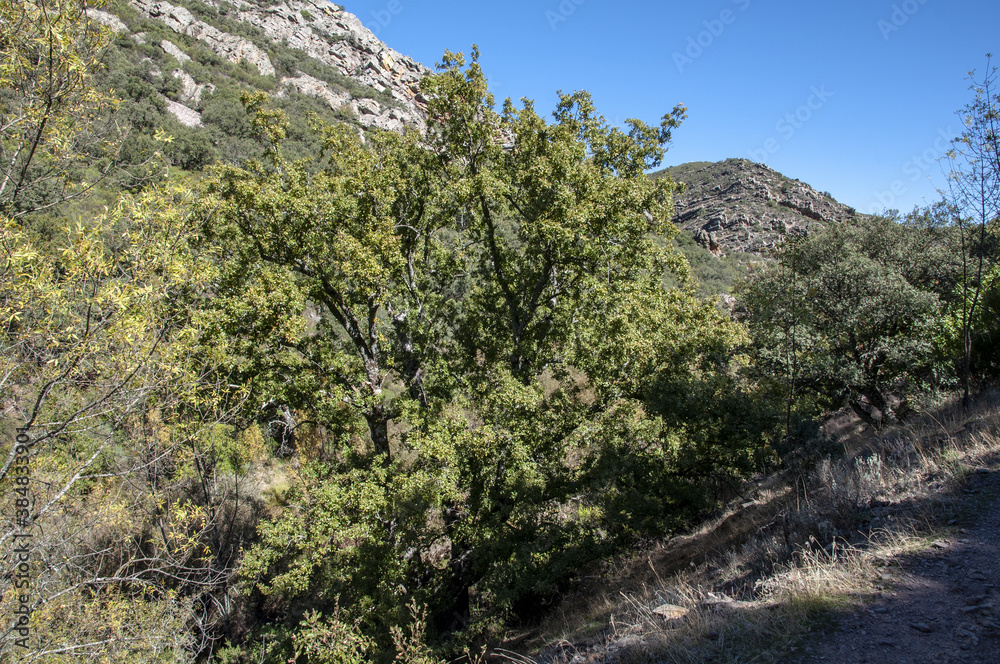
[344,0,998,215]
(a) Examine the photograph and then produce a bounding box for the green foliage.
[291,609,374,664]
[978,264,1000,375]
[670,230,747,295]
[171,127,217,170]
[736,215,954,429]
[422,47,689,380]
[0,1,782,660]
[940,263,1000,381]
[942,56,1000,404]
[201,48,749,658]
[0,182,262,659]
[0,0,126,217]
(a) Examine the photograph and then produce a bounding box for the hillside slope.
[95,0,429,134]
[515,388,1000,663]
[656,159,861,256]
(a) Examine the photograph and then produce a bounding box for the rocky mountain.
[92,2,856,261]
[655,159,861,256]
[94,0,430,134]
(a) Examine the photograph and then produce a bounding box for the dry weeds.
[508,387,1000,663]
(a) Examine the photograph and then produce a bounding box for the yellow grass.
[510,386,1000,663]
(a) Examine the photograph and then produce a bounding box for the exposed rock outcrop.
[125,0,428,134]
[172,69,215,105]
[131,0,275,75]
[165,99,202,127]
[87,8,128,33]
[228,0,428,131]
[277,73,411,133]
[659,159,860,256]
[280,72,350,107]
[160,39,191,63]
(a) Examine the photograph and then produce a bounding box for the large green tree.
[736,215,953,430]
[203,50,743,658]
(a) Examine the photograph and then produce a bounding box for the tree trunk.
[963,326,973,409]
[364,406,392,466]
[435,504,473,635]
[850,399,882,431]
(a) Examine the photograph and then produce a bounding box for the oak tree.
[205,50,743,658]
[736,216,947,429]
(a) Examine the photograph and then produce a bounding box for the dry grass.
[506,387,1000,663]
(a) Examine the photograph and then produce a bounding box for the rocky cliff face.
[133,0,277,74]
[658,159,860,256]
[125,0,429,133]
[101,3,853,257]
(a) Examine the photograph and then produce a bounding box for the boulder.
[165,99,201,127]
[160,39,190,63]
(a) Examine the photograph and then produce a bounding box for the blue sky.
[344,0,998,215]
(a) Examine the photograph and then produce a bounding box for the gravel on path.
[806,464,1000,664]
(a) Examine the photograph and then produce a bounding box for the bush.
[168,129,216,170]
[201,92,252,137]
[736,215,956,429]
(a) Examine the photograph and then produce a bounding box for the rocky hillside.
[93,0,429,134]
[655,159,861,256]
[91,2,856,260]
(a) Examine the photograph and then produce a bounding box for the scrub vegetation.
[1,3,998,661]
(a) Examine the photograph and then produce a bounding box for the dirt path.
[804,462,1000,664]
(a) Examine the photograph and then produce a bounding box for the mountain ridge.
[95,1,859,258]
[656,158,861,256]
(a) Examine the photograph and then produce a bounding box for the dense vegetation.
[1,2,998,662]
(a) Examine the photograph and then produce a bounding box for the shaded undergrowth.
[506,386,1000,663]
